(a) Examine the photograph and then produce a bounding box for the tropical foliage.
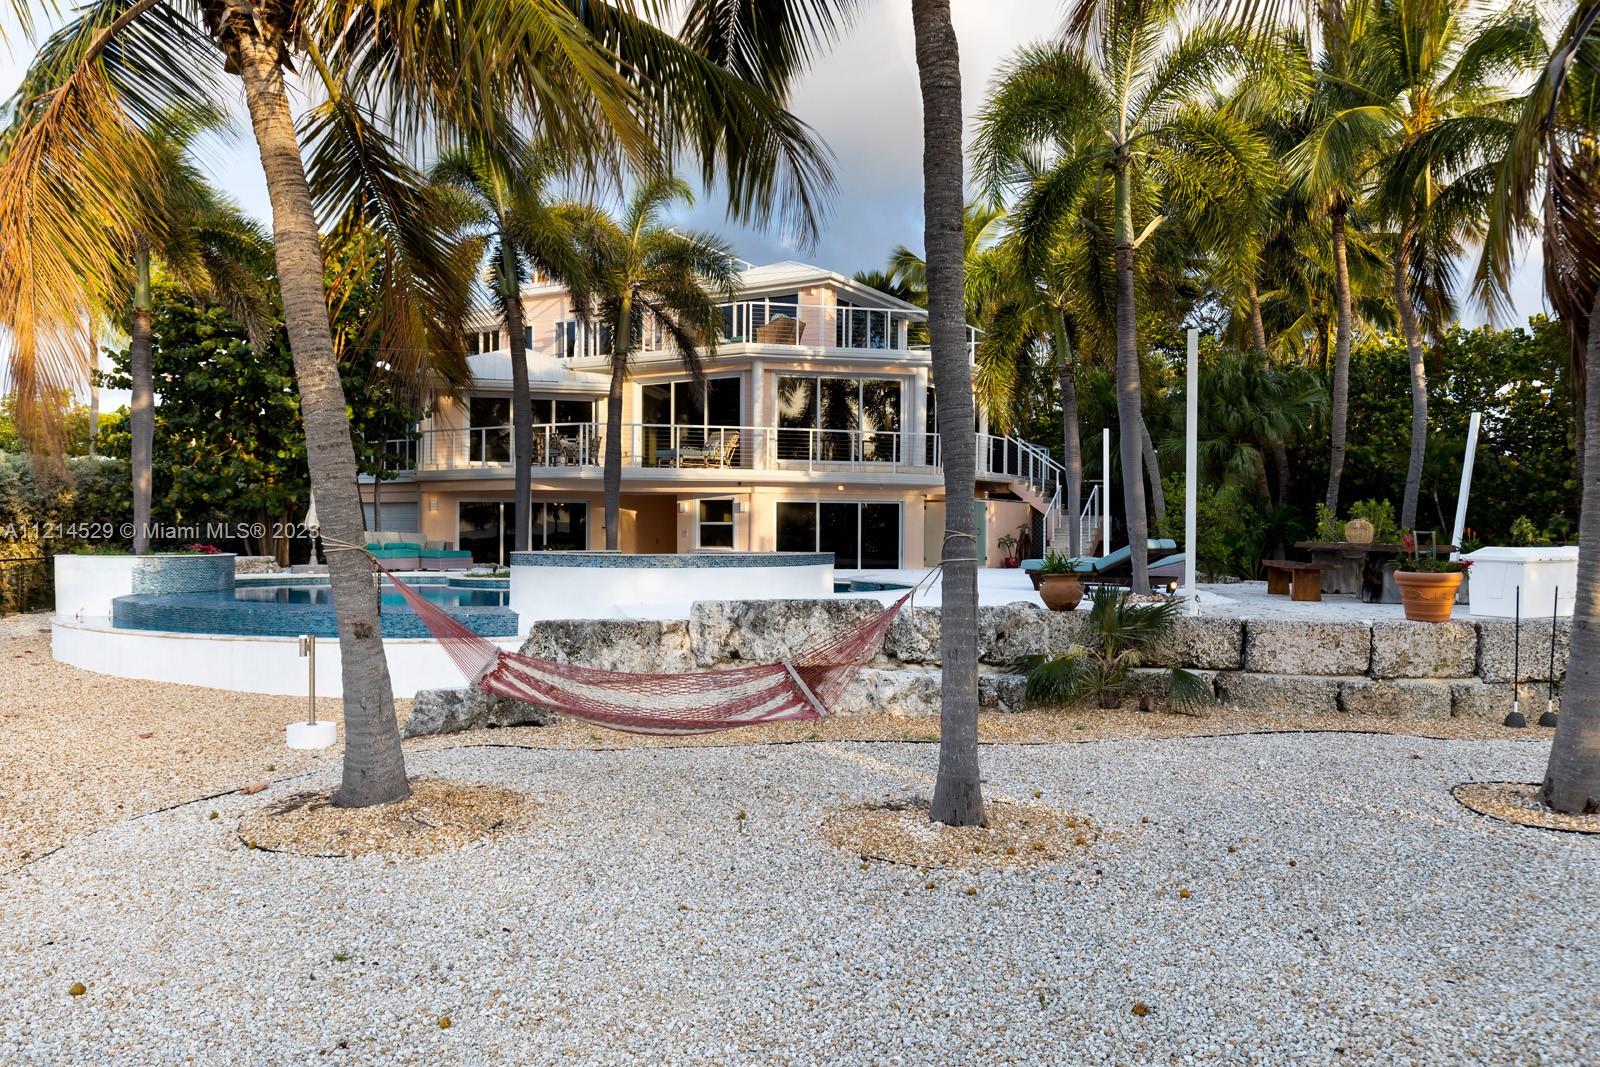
[1017,590,1215,712]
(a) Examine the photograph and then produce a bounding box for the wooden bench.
[1264,560,1326,602]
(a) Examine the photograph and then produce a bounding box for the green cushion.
[368,547,419,559]
[420,548,472,558]
[385,541,422,552]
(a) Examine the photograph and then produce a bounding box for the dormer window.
[466,329,501,354]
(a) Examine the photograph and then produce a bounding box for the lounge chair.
[679,430,741,468]
[1021,539,1180,587]
[420,540,474,571]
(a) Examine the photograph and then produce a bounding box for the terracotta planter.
[1394,570,1464,623]
[1038,573,1084,612]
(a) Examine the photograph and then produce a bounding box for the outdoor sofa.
[363,530,421,570]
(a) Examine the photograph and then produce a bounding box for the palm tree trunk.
[233,30,408,808]
[501,235,533,553]
[1395,223,1428,531]
[130,241,154,553]
[1325,205,1353,513]
[1248,279,1269,353]
[1054,312,1082,558]
[1272,440,1292,510]
[1141,418,1166,527]
[1113,167,1150,592]
[915,0,983,829]
[603,295,632,552]
[1539,290,1600,814]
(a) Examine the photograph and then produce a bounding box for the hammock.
[383,566,911,735]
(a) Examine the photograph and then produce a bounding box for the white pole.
[1185,328,1199,616]
[1450,410,1482,558]
[1101,428,1111,556]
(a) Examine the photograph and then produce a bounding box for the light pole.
[1185,328,1199,616]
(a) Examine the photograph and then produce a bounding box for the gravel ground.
[3,622,1548,874]
[2,733,1596,1065]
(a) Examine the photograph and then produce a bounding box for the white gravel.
[2,733,1596,1065]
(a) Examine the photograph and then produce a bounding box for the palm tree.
[886,199,1008,308]
[125,109,274,554]
[689,0,986,825]
[969,231,1098,558]
[911,0,983,828]
[1363,0,1543,530]
[2,0,838,808]
[1285,0,1385,515]
[562,179,740,551]
[430,139,589,554]
[1480,4,1600,815]
[974,0,1298,594]
[1185,348,1326,507]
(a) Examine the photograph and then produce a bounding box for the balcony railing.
[378,424,1063,505]
[380,423,942,474]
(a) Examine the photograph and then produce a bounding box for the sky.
[0,0,1552,344]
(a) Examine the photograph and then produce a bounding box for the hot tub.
[509,551,835,620]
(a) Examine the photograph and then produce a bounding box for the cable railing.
[714,300,922,352]
[379,423,947,473]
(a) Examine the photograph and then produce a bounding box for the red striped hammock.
[385,567,910,735]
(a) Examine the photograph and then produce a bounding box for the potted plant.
[1035,551,1085,612]
[1017,590,1214,710]
[1394,547,1470,623]
[998,532,1020,569]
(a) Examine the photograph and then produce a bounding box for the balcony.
[379,421,1064,502]
[542,301,968,361]
[379,423,942,475]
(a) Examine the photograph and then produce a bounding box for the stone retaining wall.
[403,599,1569,736]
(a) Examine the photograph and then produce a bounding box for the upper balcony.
[493,299,970,366]
[376,422,1063,505]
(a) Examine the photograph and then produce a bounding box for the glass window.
[539,502,587,550]
[819,502,861,569]
[860,504,901,569]
[775,377,902,463]
[777,377,817,460]
[698,499,735,549]
[555,399,594,425]
[860,379,902,462]
[775,501,817,554]
[774,501,901,569]
[468,397,510,463]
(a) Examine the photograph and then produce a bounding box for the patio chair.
[754,315,806,345]
[679,430,741,468]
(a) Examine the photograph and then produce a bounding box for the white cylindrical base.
[286,720,338,749]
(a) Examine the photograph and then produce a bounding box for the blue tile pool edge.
[111,591,519,639]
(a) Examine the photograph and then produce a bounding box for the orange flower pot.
[1394,570,1464,623]
[1039,573,1085,612]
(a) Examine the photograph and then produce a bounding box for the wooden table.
[1293,541,1457,602]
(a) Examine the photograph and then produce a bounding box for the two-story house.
[363,260,1069,568]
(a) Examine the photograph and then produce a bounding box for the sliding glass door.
[458,501,589,564]
[775,501,901,569]
[776,376,902,463]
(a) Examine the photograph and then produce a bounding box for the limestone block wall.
[407,599,1573,736]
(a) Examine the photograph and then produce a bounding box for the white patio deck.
[836,568,1467,622]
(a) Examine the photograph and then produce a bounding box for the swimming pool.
[234,584,509,608]
[111,576,519,638]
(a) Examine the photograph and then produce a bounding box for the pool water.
[235,585,509,608]
[833,579,913,594]
[112,576,519,639]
